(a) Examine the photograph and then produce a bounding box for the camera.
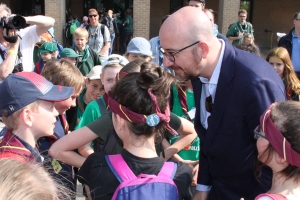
[0,15,26,30]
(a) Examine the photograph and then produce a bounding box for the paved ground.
[76,182,85,200]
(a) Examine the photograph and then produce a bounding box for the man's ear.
[20,108,33,127]
[199,42,209,59]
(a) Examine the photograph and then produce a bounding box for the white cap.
[102,54,129,69]
[276,32,286,38]
[87,65,102,80]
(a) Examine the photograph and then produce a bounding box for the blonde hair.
[0,3,11,15]
[266,47,300,95]
[41,60,85,94]
[88,8,98,15]
[73,27,89,40]
[2,101,39,131]
[0,159,72,200]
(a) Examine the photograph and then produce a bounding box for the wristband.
[8,49,17,55]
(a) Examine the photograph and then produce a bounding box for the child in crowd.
[34,42,58,74]
[252,101,300,200]
[38,60,85,198]
[60,48,82,66]
[33,31,53,64]
[77,63,192,199]
[75,54,127,156]
[0,72,74,163]
[164,79,200,198]
[48,61,197,169]
[0,159,72,200]
[266,47,300,101]
[66,65,104,131]
[124,37,153,62]
[73,27,101,76]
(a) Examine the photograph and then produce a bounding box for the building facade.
[3,0,300,50]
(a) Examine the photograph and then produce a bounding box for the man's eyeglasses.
[89,15,98,18]
[205,95,213,113]
[239,15,246,18]
[159,41,199,63]
[295,19,300,21]
[254,125,267,140]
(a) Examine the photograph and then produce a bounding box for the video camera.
[0,15,26,30]
[0,15,26,43]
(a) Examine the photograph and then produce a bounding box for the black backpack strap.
[88,47,97,64]
[100,24,105,36]
[0,48,5,61]
[103,128,118,154]
[96,97,107,115]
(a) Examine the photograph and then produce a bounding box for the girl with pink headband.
[77,63,192,199]
[252,101,300,200]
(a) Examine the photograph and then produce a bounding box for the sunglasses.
[89,15,98,18]
[254,125,268,140]
[205,95,213,113]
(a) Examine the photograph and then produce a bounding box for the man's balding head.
[159,7,221,79]
[159,6,214,48]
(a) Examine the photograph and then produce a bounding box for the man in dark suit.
[159,7,286,200]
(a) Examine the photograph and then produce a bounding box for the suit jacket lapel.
[204,42,235,149]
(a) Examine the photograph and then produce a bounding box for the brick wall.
[45,0,66,45]
[149,0,170,39]
[133,0,150,39]
[218,0,240,35]
[252,0,300,49]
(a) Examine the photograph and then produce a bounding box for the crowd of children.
[1,5,300,200]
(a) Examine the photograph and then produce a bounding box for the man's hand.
[191,164,199,186]
[238,32,244,39]
[193,191,209,200]
[2,27,19,45]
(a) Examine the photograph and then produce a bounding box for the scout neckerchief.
[177,84,192,121]
[75,45,90,63]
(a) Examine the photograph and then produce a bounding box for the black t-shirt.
[86,111,182,154]
[78,149,192,200]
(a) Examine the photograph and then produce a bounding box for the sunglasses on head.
[89,15,98,18]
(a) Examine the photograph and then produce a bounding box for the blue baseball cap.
[126,37,152,57]
[0,72,74,116]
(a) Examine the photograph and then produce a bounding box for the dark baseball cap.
[0,72,74,116]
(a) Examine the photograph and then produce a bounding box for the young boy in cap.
[0,72,74,163]
[37,59,85,197]
[60,48,82,66]
[124,37,153,62]
[66,65,104,131]
[34,42,58,74]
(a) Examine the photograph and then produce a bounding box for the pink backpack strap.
[255,193,287,200]
[158,162,177,179]
[105,154,136,182]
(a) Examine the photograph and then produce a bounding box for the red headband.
[260,103,300,167]
[107,88,177,134]
[116,71,129,81]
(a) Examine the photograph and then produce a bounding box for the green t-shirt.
[75,96,105,130]
[76,48,101,76]
[226,21,254,46]
[169,85,200,161]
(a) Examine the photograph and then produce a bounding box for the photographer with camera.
[226,9,254,47]
[0,3,55,82]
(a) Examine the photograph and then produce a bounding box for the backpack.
[70,21,77,34]
[93,98,119,154]
[105,154,179,200]
[65,22,72,39]
[52,39,64,59]
[255,193,288,200]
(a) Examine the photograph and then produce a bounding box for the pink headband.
[261,103,300,167]
[107,89,176,134]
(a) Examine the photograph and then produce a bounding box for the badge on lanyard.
[52,159,62,174]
